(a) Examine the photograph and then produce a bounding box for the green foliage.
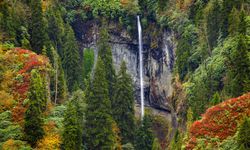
[62,24,81,92]
[186,36,238,118]
[206,0,222,49]
[85,57,115,149]
[97,28,116,104]
[237,118,250,149]
[122,143,135,150]
[82,48,94,82]
[169,130,183,150]
[152,138,161,150]
[46,105,66,130]
[46,8,65,57]
[50,46,67,104]
[134,115,154,150]
[224,34,250,97]
[62,90,86,149]
[24,69,46,147]
[83,0,121,19]
[30,0,48,54]
[219,135,239,150]
[209,92,221,106]
[113,61,135,144]
[61,101,79,150]
[0,111,23,143]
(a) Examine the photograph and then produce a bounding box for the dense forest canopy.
[0,0,249,149]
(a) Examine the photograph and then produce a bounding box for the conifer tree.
[206,0,222,49]
[113,61,135,144]
[237,118,250,149]
[62,90,86,150]
[61,101,79,150]
[30,0,47,54]
[62,24,81,92]
[50,46,67,104]
[97,28,116,102]
[225,11,250,97]
[24,69,46,147]
[85,57,115,149]
[134,115,154,150]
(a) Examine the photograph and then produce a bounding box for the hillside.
[0,0,250,149]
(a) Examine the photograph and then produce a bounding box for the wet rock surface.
[75,20,176,112]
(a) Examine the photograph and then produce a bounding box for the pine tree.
[97,28,116,102]
[228,7,240,36]
[85,57,115,149]
[134,115,154,150]
[30,0,48,54]
[61,90,86,150]
[237,118,250,149]
[206,0,222,49]
[113,61,135,144]
[50,46,67,104]
[61,102,79,150]
[24,69,46,147]
[62,24,81,92]
[47,8,65,57]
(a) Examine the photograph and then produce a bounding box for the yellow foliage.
[0,70,15,91]
[36,133,61,150]
[2,139,27,150]
[0,90,15,112]
[112,122,122,150]
[36,121,61,150]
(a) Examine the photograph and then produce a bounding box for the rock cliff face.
[74,20,176,112]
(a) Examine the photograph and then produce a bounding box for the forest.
[0,0,249,150]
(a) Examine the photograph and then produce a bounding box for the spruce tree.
[50,46,67,104]
[24,69,46,147]
[206,0,222,49]
[85,57,115,149]
[62,24,81,92]
[113,61,135,144]
[134,115,154,150]
[61,101,79,150]
[97,28,116,102]
[237,118,250,149]
[62,90,85,150]
[30,0,47,54]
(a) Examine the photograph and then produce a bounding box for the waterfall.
[137,16,144,119]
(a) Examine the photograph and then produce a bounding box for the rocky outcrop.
[74,20,176,112]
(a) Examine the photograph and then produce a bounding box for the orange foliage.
[0,47,50,125]
[186,93,250,150]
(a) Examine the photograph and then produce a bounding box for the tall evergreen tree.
[85,57,115,149]
[113,61,135,144]
[30,0,47,54]
[61,101,79,150]
[47,8,65,57]
[97,28,116,102]
[206,0,222,49]
[62,24,81,92]
[237,118,250,149]
[134,115,154,150]
[225,11,250,97]
[24,69,46,147]
[50,46,67,104]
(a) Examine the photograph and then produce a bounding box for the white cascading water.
[137,16,144,119]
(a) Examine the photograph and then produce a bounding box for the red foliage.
[8,48,50,124]
[186,93,250,150]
